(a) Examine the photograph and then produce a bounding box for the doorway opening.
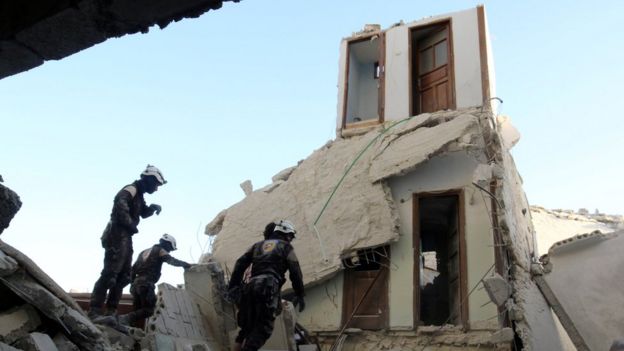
[343,34,385,128]
[413,191,466,326]
[410,21,454,115]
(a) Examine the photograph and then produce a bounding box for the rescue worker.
[89,165,166,318]
[118,234,192,326]
[228,220,305,351]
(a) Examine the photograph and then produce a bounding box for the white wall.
[387,151,497,328]
[296,272,344,331]
[338,7,489,130]
[345,54,360,123]
[355,60,378,121]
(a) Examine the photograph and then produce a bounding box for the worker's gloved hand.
[225,286,241,305]
[292,295,305,312]
[149,204,162,215]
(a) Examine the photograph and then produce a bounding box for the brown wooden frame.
[408,19,456,117]
[341,246,390,330]
[341,33,386,130]
[412,190,468,328]
[476,5,492,106]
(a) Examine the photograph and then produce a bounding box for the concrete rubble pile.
[0,180,117,350]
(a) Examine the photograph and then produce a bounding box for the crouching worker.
[227,220,305,351]
[119,234,192,327]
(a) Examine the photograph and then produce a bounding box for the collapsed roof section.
[0,0,239,80]
[206,107,486,287]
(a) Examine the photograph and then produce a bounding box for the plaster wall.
[383,25,409,121]
[387,151,497,328]
[295,271,344,331]
[481,6,498,112]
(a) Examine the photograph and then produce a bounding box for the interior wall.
[345,54,361,124]
[295,272,344,331]
[387,151,497,328]
[336,40,348,132]
[355,60,378,121]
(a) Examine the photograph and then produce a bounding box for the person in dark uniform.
[119,233,192,326]
[227,220,305,351]
[89,165,166,318]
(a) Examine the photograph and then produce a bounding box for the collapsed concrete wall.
[537,231,624,351]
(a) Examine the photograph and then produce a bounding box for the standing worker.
[118,234,192,327]
[227,220,306,351]
[89,165,166,318]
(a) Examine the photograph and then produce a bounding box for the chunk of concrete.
[0,250,18,276]
[0,341,20,351]
[52,334,80,351]
[0,304,41,344]
[98,325,136,350]
[482,273,511,307]
[13,332,59,351]
[490,327,514,344]
[240,180,253,196]
[272,166,297,182]
[0,183,22,235]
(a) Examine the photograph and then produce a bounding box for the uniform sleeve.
[140,197,154,218]
[111,188,138,233]
[228,245,255,290]
[286,246,305,297]
[159,249,191,268]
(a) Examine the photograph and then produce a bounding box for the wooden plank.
[534,276,590,351]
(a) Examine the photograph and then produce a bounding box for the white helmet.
[160,233,177,250]
[274,220,296,236]
[141,164,167,185]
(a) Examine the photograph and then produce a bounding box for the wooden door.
[417,26,452,113]
[342,247,389,330]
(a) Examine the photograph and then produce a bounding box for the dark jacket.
[229,238,304,298]
[131,244,190,284]
[101,181,156,246]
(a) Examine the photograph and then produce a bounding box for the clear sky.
[1,0,622,291]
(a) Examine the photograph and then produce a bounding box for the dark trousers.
[90,234,133,313]
[126,279,156,326]
[236,275,280,351]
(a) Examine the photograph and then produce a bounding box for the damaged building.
[205,6,567,351]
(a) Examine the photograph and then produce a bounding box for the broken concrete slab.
[0,304,41,344]
[0,250,18,277]
[98,325,136,350]
[13,332,59,351]
[539,230,624,351]
[272,166,298,183]
[0,269,111,351]
[0,240,86,317]
[482,273,511,307]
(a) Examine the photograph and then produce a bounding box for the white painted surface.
[387,151,497,327]
[383,25,410,121]
[296,272,343,331]
[450,8,483,109]
[336,40,347,133]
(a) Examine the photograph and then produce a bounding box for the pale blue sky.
[1,1,622,291]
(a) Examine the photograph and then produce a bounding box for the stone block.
[483,273,511,307]
[13,332,59,351]
[0,305,41,344]
[240,180,253,196]
[0,184,22,235]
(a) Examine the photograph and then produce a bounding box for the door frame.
[412,190,468,328]
[341,33,386,130]
[408,19,456,116]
